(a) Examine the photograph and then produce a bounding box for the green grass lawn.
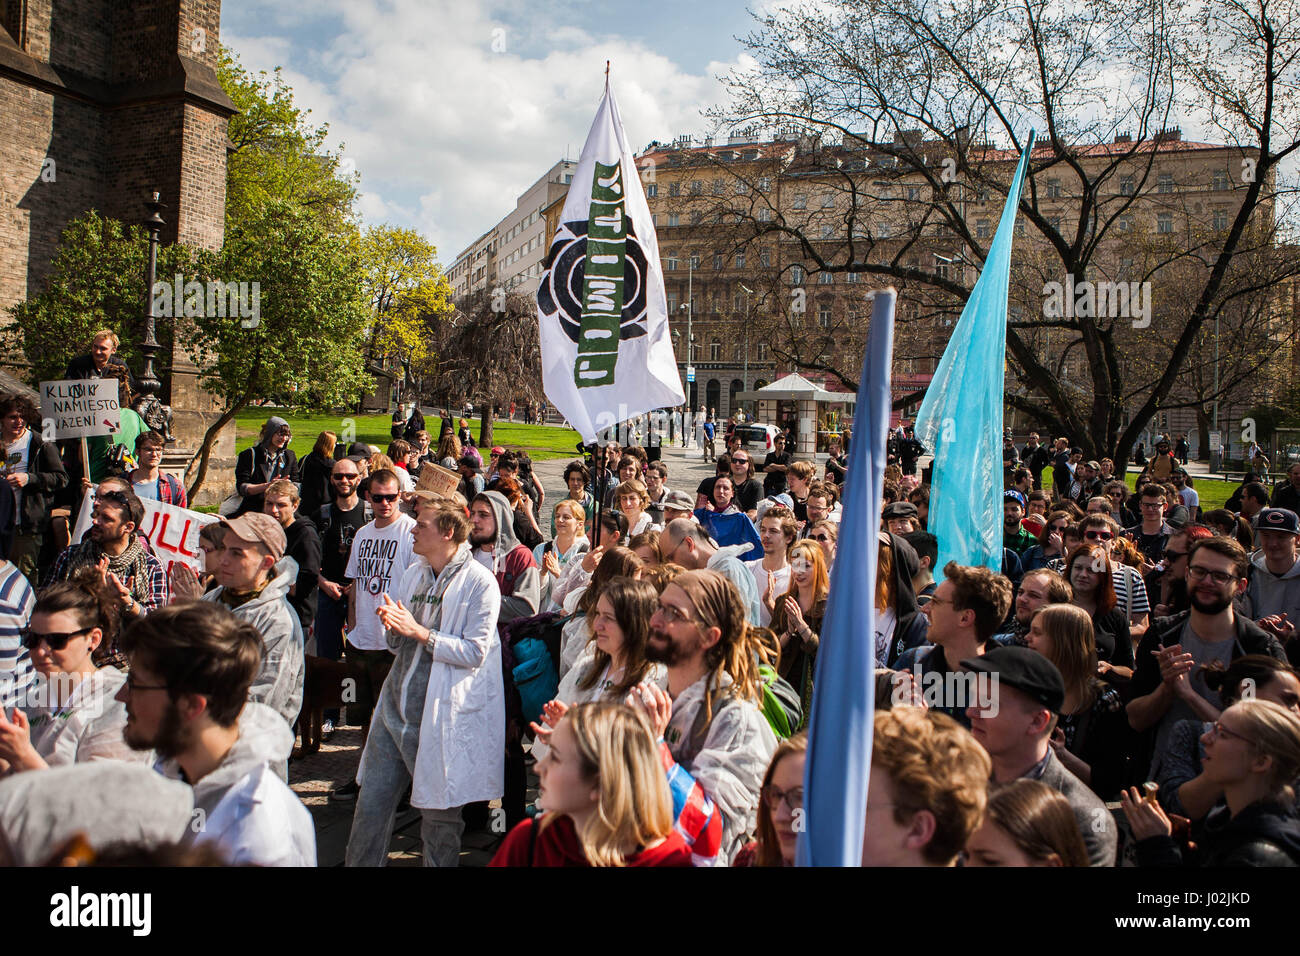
[233,408,582,461]
[1041,466,1234,512]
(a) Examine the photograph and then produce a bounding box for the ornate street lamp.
[139,191,166,400]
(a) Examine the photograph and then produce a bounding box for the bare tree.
[681,0,1300,465]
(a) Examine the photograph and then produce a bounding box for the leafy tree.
[184,202,372,498]
[695,0,1300,466]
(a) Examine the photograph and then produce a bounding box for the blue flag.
[797,288,895,867]
[913,132,1036,572]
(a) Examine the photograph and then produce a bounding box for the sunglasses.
[1084,531,1113,540]
[332,473,359,481]
[22,626,94,651]
[810,533,831,542]
[370,492,400,503]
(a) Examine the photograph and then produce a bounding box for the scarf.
[62,537,151,603]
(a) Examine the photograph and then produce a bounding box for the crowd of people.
[2,329,1300,869]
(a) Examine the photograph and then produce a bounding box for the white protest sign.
[73,491,218,579]
[40,379,121,439]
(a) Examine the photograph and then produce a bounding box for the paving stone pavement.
[290,441,718,866]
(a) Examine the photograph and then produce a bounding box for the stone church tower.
[0,0,236,501]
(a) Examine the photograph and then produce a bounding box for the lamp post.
[139,192,166,400]
[739,283,753,416]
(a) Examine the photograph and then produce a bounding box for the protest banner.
[40,379,121,439]
[416,462,460,498]
[73,491,219,579]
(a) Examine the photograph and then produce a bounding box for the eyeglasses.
[124,673,169,693]
[1084,531,1113,541]
[810,533,831,542]
[371,492,400,503]
[22,626,93,651]
[654,600,699,626]
[1187,565,1237,585]
[927,596,952,608]
[1141,501,1165,508]
[761,784,804,813]
[1163,550,1187,561]
[1207,721,1251,744]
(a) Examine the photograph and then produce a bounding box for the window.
[668,213,680,227]
[820,224,834,238]
[712,181,726,196]
[1119,175,1135,196]
[907,186,921,202]
[710,340,722,361]
[760,249,771,268]
[1212,209,1229,230]
[691,180,703,195]
[1157,213,1173,234]
[975,219,990,239]
[669,182,681,197]
[790,265,804,284]
[757,342,769,361]
[735,252,746,269]
[690,254,700,270]
[758,176,771,191]
[1213,168,1230,191]
[977,187,991,204]
[757,208,772,222]
[733,343,744,362]
[877,222,892,239]
[691,343,701,362]
[713,253,724,270]
[1158,173,1173,194]
[690,211,703,226]
[793,193,808,210]
[819,306,832,327]
[564,173,573,184]
[821,193,835,208]
[934,257,950,280]
[735,181,750,195]
[845,270,859,283]
[1117,216,1133,233]
[667,291,679,311]
[818,270,834,284]
[665,252,678,271]
[1046,179,1061,198]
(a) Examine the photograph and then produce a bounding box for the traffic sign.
[686,365,696,383]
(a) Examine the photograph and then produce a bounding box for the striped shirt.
[1111,564,1150,621]
[0,561,35,709]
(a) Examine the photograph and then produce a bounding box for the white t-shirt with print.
[344,514,416,650]
[4,430,31,516]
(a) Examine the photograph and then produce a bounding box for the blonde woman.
[769,540,829,723]
[536,499,589,611]
[490,702,690,866]
[1123,699,1300,866]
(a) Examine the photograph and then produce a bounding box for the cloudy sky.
[223,0,763,263]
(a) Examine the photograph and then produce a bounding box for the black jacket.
[283,515,322,631]
[64,354,137,389]
[1137,800,1300,867]
[10,430,68,533]
[234,443,300,516]
[883,532,930,667]
[297,451,334,520]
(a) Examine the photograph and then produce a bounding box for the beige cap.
[220,512,286,561]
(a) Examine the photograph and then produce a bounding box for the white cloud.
[226,0,742,261]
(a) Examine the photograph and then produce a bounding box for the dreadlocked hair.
[696,576,764,725]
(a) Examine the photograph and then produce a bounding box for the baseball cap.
[1002,489,1026,509]
[663,490,695,512]
[220,512,286,562]
[960,646,1065,714]
[1256,508,1300,535]
[882,500,919,520]
[1086,460,1101,472]
[1166,504,1190,530]
[490,446,505,456]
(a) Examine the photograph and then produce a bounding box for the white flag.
[536,76,685,443]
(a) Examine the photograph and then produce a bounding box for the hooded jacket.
[0,762,192,866]
[358,543,505,809]
[203,558,305,727]
[473,491,540,624]
[705,543,763,626]
[1245,550,1300,628]
[1138,799,1300,867]
[664,671,778,866]
[883,532,930,667]
[157,701,315,866]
